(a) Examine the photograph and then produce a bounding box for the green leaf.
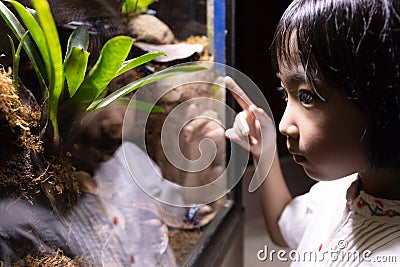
[64,27,90,96]
[122,0,155,13]
[32,0,64,143]
[131,99,165,113]
[115,52,166,77]
[110,98,165,113]
[8,31,29,90]
[86,78,144,110]
[10,0,50,80]
[122,0,136,13]
[72,36,133,104]
[7,35,17,89]
[0,1,47,88]
[89,65,207,110]
[63,47,90,96]
[65,26,89,57]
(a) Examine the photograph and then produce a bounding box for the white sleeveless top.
[278,174,400,266]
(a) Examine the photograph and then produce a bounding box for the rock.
[127,14,175,44]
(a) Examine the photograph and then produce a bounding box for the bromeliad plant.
[1,0,204,147]
[0,0,205,211]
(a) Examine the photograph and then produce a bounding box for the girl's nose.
[279,106,299,139]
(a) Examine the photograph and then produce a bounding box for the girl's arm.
[256,152,291,247]
[224,76,291,247]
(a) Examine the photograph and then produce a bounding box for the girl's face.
[278,62,370,181]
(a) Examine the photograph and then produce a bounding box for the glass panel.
[117,0,236,264]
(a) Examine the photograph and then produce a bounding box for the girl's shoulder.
[278,174,358,249]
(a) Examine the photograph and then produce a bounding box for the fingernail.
[225,129,232,138]
[250,136,258,146]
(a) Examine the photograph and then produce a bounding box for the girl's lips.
[292,154,307,163]
[287,147,307,163]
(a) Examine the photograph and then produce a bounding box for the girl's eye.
[277,86,288,101]
[298,90,315,105]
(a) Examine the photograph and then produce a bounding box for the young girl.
[226,0,400,265]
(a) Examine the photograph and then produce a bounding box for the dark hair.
[272,0,400,172]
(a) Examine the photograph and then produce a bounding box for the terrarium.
[0,0,240,266]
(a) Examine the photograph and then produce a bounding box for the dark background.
[235,1,292,156]
[235,1,315,198]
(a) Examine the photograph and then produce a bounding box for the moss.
[44,154,81,208]
[14,249,89,267]
[0,68,42,152]
[0,69,79,209]
[0,149,39,203]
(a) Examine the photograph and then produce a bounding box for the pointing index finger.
[224,76,254,110]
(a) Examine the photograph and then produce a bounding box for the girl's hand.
[224,76,276,159]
